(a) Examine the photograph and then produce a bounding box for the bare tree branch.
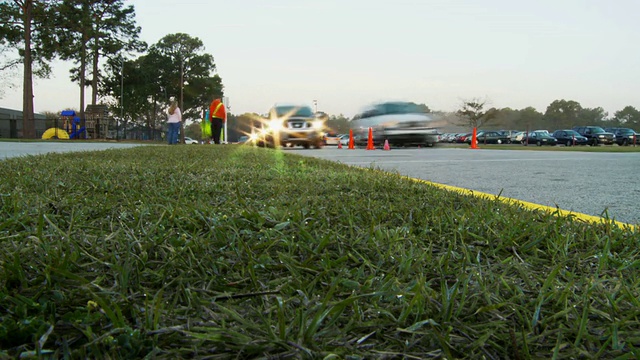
[456,97,497,129]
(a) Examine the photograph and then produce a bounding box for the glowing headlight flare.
[269,118,283,131]
[312,120,323,129]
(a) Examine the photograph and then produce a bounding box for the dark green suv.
[605,127,639,146]
[572,126,615,146]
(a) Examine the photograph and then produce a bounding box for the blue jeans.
[167,122,180,144]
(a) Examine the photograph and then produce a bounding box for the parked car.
[551,130,588,146]
[511,131,527,143]
[338,133,350,146]
[605,127,639,146]
[468,130,511,145]
[522,131,558,146]
[441,133,459,143]
[184,137,199,144]
[444,133,457,143]
[572,126,615,146]
[455,132,473,143]
[447,133,464,143]
[498,130,520,142]
[253,103,325,149]
[323,132,342,145]
[349,101,440,147]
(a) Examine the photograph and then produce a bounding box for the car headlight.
[268,118,283,132]
[598,135,604,138]
[312,120,323,129]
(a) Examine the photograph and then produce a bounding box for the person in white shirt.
[166,100,182,144]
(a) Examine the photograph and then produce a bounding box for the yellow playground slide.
[42,128,70,139]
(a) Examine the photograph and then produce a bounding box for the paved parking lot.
[0,141,147,159]
[287,146,640,225]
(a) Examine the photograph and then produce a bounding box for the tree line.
[0,0,223,139]
[455,98,640,132]
[2,2,638,140]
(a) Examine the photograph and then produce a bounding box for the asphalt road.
[286,146,640,225]
[0,141,147,159]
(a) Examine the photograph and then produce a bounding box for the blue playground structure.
[61,110,87,139]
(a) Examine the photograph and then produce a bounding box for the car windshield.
[356,102,426,119]
[273,106,314,117]
[532,131,547,136]
[617,128,635,134]
[589,127,606,134]
[566,130,580,136]
[377,102,424,115]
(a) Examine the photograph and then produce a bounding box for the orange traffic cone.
[383,139,390,150]
[366,127,375,150]
[348,129,355,149]
[470,127,479,149]
[338,141,343,149]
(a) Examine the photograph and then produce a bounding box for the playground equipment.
[64,110,87,139]
[85,105,109,139]
[42,128,70,139]
[41,110,87,140]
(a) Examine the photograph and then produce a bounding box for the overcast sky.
[1,0,639,118]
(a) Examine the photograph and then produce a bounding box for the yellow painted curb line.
[309,156,637,232]
[401,176,638,232]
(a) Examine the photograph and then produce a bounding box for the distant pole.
[180,58,185,144]
[223,96,229,144]
[120,57,123,141]
[313,99,318,113]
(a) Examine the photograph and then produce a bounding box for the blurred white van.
[349,101,440,147]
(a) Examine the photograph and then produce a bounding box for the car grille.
[287,120,310,129]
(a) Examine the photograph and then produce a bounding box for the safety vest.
[210,100,226,122]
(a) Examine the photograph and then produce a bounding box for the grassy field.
[1,145,639,359]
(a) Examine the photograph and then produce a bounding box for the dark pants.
[211,117,223,144]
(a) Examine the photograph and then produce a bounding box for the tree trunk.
[91,31,99,105]
[21,0,35,139]
[79,32,88,127]
[91,46,99,105]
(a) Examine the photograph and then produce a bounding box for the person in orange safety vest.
[208,98,226,144]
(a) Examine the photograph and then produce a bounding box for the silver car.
[349,101,440,147]
[256,104,325,149]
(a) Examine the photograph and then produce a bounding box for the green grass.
[1,145,639,359]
